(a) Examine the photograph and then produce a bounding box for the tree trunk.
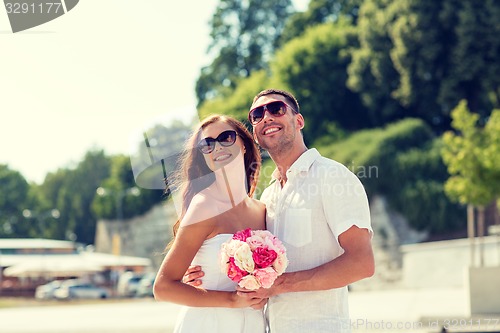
[467,204,475,267]
[477,206,485,267]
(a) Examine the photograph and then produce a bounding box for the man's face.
[250,94,302,154]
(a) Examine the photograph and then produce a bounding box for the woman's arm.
[153,218,265,308]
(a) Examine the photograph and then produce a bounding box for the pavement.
[1,287,499,333]
[348,287,500,333]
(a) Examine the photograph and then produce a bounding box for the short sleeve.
[321,164,372,243]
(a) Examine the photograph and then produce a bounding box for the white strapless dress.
[173,234,266,333]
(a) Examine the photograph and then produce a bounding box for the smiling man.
[240,88,375,333]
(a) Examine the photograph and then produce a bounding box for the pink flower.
[254,267,279,289]
[221,228,288,289]
[227,257,248,282]
[246,235,265,251]
[264,235,287,254]
[232,228,252,242]
[252,247,277,269]
[238,275,261,290]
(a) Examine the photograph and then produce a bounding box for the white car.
[54,280,109,300]
[117,272,144,297]
[35,280,63,300]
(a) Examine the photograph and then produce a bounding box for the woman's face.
[198,122,245,171]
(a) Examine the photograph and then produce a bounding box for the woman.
[153,115,267,333]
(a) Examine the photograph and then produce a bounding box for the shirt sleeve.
[321,163,372,244]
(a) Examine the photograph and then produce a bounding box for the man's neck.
[270,144,308,184]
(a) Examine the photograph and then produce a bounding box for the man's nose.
[262,108,275,122]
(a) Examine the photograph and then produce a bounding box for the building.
[0,238,151,297]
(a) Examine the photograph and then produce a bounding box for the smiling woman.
[152,114,268,333]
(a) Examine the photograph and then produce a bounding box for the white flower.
[224,239,245,256]
[238,275,261,290]
[273,253,288,275]
[233,242,255,273]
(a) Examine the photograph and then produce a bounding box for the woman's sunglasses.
[248,101,294,125]
[197,130,238,154]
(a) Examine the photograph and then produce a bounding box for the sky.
[0,0,309,184]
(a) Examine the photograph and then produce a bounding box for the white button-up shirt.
[261,149,372,333]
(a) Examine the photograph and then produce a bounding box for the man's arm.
[237,225,374,298]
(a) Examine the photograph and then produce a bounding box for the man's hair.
[253,89,300,113]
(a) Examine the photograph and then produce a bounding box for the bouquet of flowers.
[220,228,288,290]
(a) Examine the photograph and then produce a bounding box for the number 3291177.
[5,2,63,14]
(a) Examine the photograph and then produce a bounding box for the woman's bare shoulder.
[180,192,220,229]
[250,197,266,211]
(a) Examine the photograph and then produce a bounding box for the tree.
[347,0,405,127]
[198,69,272,123]
[279,0,364,45]
[196,0,294,106]
[348,0,500,130]
[441,100,500,266]
[35,150,113,243]
[0,164,29,237]
[271,21,370,142]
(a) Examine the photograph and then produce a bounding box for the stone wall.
[95,201,178,270]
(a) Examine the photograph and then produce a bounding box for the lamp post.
[96,186,141,255]
[96,186,140,296]
[21,208,60,282]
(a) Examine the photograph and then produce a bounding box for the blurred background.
[1,0,500,332]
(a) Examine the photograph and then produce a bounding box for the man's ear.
[296,113,305,130]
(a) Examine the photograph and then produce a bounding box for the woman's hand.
[230,291,268,310]
[182,265,204,287]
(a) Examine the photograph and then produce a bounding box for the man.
[186,89,374,332]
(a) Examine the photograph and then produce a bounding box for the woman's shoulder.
[180,192,220,228]
[249,197,266,210]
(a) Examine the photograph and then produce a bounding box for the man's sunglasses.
[248,100,295,125]
[197,130,238,154]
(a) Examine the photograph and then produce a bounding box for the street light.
[22,209,60,239]
[95,186,140,296]
[95,186,141,255]
[21,208,60,282]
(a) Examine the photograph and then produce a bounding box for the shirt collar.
[270,148,320,183]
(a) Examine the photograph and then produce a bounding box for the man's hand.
[182,265,204,287]
[235,274,285,299]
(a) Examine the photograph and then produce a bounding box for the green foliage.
[441,101,500,207]
[279,0,364,45]
[196,0,294,105]
[347,0,404,126]
[348,0,500,130]
[271,21,370,142]
[317,118,464,233]
[41,150,112,243]
[91,155,165,222]
[0,165,29,237]
[198,70,270,122]
[254,157,277,199]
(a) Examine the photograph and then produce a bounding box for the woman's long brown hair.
[167,115,261,247]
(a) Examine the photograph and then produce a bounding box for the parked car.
[35,280,63,300]
[117,272,144,297]
[53,280,109,300]
[135,273,155,297]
